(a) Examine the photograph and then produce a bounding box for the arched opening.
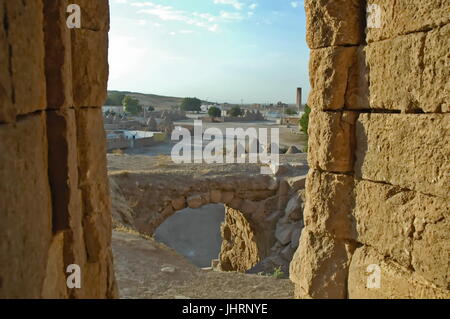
[154,204,225,268]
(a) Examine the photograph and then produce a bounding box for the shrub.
[208,106,222,118]
[299,104,311,135]
[272,266,285,279]
[181,97,202,112]
[229,106,243,117]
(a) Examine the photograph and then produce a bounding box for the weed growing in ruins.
[272,267,285,279]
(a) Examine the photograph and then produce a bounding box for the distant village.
[103,91,307,152]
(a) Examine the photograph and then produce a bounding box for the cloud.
[137,19,147,26]
[248,3,258,10]
[130,1,250,32]
[220,11,244,20]
[290,1,299,8]
[214,0,244,10]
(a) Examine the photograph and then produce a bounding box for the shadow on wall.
[154,204,225,268]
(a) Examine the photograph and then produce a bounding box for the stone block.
[366,0,450,43]
[348,246,449,299]
[75,108,111,262]
[308,110,358,173]
[72,0,110,31]
[290,229,355,299]
[0,113,52,298]
[303,170,356,240]
[71,29,108,107]
[355,114,450,198]
[305,0,364,49]
[366,32,425,112]
[1,1,46,120]
[353,180,449,288]
[421,24,450,113]
[308,46,356,110]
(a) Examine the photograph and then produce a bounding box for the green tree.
[285,108,297,115]
[181,97,202,112]
[123,96,142,115]
[229,106,243,117]
[299,104,311,135]
[106,92,126,106]
[208,106,222,118]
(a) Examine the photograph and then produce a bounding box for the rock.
[286,175,307,191]
[171,196,186,211]
[221,191,234,204]
[271,163,291,176]
[280,245,295,261]
[240,200,258,215]
[187,195,204,209]
[285,195,303,221]
[290,227,302,249]
[285,146,301,154]
[265,210,283,223]
[209,190,222,203]
[211,259,220,270]
[275,223,296,245]
[161,266,176,273]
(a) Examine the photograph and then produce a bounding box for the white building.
[103,105,124,113]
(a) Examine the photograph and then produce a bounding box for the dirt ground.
[112,229,294,299]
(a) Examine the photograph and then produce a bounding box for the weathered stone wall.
[0,0,117,298]
[290,0,449,299]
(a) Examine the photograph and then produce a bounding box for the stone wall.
[0,1,117,298]
[290,0,449,299]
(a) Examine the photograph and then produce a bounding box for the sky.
[108,0,309,104]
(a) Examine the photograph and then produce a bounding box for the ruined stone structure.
[109,161,308,274]
[0,1,116,298]
[289,0,449,298]
[1,0,448,299]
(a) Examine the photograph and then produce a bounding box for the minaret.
[296,87,302,112]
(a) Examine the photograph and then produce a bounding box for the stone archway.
[109,162,308,273]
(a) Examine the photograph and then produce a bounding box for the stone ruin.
[289,0,449,299]
[109,163,309,276]
[0,0,448,299]
[0,1,116,298]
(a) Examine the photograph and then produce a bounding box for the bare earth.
[112,230,294,299]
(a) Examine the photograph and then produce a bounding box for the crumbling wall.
[290,0,449,299]
[110,169,307,273]
[0,0,117,298]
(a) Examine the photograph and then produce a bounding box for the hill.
[107,90,208,109]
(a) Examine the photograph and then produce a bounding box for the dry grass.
[112,149,124,155]
[114,224,153,241]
